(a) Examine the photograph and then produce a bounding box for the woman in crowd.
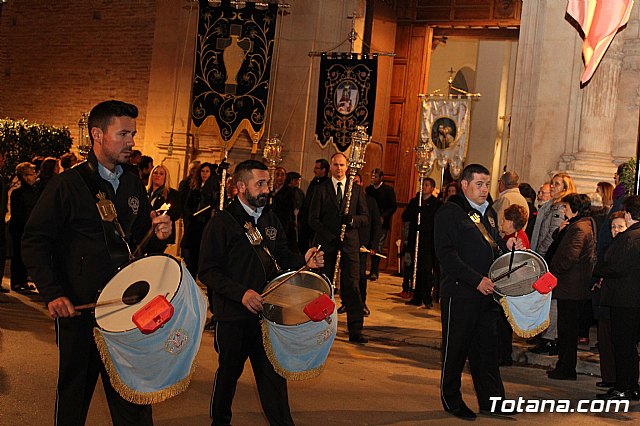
[594,196,640,400]
[529,172,576,355]
[9,162,39,292]
[597,181,614,213]
[545,193,596,380]
[34,156,59,194]
[592,211,628,390]
[145,164,181,254]
[181,162,218,275]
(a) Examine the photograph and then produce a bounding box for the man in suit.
[309,153,369,343]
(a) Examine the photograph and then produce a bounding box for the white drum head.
[95,255,182,332]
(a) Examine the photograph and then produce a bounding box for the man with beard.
[21,100,173,425]
[199,160,324,425]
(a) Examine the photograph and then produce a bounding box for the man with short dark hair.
[366,168,397,280]
[199,159,323,425]
[139,155,154,186]
[403,177,442,308]
[22,100,173,425]
[298,158,330,252]
[309,152,369,343]
[435,163,519,419]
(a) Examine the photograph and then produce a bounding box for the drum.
[260,270,337,380]
[489,250,548,298]
[92,255,208,404]
[262,269,333,326]
[488,250,552,338]
[95,254,182,332]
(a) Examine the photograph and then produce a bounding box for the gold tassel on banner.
[498,298,550,339]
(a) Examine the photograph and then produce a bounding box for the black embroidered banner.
[191,0,277,148]
[315,54,377,152]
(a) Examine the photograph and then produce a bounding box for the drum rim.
[95,253,184,332]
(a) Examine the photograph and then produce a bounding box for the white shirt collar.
[331,176,347,192]
[239,197,264,221]
[465,195,489,216]
[97,162,123,192]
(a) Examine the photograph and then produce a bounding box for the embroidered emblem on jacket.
[165,329,190,355]
[128,196,140,215]
[265,226,277,240]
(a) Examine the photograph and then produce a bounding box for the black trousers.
[358,252,368,304]
[555,299,581,376]
[409,246,435,305]
[55,316,152,426]
[211,319,294,426]
[496,310,513,362]
[597,315,616,383]
[10,228,28,288]
[610,306,640,392]
[324,248,364,338]
[369,229,388,276]
[441,296,505,411]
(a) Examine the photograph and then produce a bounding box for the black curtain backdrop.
[315,54,377,152]
[191,0,278,144]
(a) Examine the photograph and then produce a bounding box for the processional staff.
[263,136,283,196]
[332,126,371,287]
[411,143,435,293]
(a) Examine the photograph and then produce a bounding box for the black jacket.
[21,152,152,306]
[402,193,442,253]
[359,193,381,249]
[308,179,369,255]
[199,199,305,321]
[366,182,397,230]
[594,221,640,307]
[9,183,39,233]
[434,194,506,299]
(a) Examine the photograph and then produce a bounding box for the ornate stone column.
[559,34,625,191]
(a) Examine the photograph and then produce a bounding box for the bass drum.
[261,269,333,326]
[95,254,182,332]
[489,249,548,298]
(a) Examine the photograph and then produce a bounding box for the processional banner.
[191,0,278,151]
[419,96,471,177]
[315,54,377,152]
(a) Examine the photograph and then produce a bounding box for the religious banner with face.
[419,96,472,178]
[315,54,377,152]
[191,0,277,151]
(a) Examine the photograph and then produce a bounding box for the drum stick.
[492,262,527,283]
[261,245,321,298]
[75,295,142,311]
[359,246,387,258]
[193,204,212,217]
[507,243,516,278]
[132,205,171,258]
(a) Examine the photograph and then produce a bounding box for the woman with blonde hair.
[529,172,576,355]
[145,164,181,254]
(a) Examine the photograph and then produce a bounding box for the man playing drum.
[199,160,323,426]
[434,164,522,420]
[22,100,173,425]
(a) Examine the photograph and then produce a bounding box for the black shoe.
[596,389,640,401]
[596,381,615,388]
[526,335,543,345]
[337,305,347,314]
[348,334,368,344]
[368,274,378,281]
[445,403,476,420]
[405,299,422,306]
[424,302,433,309]
[363,304,370,316]
[529,339,558,355]
[0,287,9,293]
[547,369,576,380]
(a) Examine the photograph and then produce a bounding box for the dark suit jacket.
[308,179,369,255]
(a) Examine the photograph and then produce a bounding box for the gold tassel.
[260,320,326,381]
[499,298,550,339]
[93,329,197,405]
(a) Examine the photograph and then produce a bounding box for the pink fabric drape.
[567,0,634,83]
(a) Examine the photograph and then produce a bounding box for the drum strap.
[75,162,132,266]
[468,211,501,257]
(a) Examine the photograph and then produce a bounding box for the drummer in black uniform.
[21,100,173,425]
[199,159,323,426]
[434,163,522,419]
